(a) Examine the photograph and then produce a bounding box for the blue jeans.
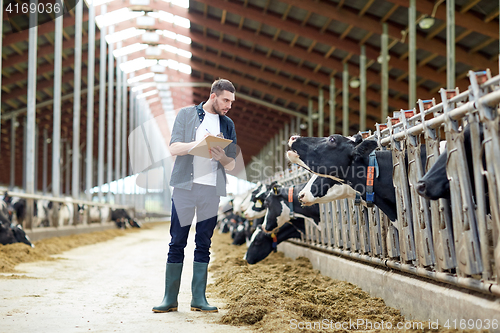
[167,184,220,264]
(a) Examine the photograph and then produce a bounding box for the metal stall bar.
[23,117,27,191]
[25,0,38,229]
[342,63,349,136]
[0,0,2,147]
[329,77,335,135]
[97,4,107,203]
[381,23,388,122]
[72,0,83,201]
[469,70,500,280]
[440,88,482,276]
[107,25,115,203]
[418,99,455,271]
[446,0,455,89]
[86,1,96,203]
[51,0,64,227]
[121,59,128,205]
[307,99,313,137]
[115,42,122,205]
[389,114,416,263]
[10,117,16,190]
[359,45,366,132]
[403,109,435,267]
[42,128,48,195]
[408,0,416,108]
[318,88,324,137]
[65,142,70,195]
[129,89,136,209]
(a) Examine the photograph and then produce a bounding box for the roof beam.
[3,11,90,48]
[185,5,470,92]
[266,0,497,73]
[384,0,499,40]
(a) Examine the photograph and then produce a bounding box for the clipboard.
[188,135,232,159]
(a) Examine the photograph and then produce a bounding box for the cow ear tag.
[255,200,262,208]
[273,186,280,195]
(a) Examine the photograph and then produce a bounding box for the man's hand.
[210,145,225,161]
[210,146,235,171]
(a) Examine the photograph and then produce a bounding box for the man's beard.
[212,99,227,116]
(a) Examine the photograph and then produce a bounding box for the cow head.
[244,218,305,264]
[261,183,291,233]
[11,224,34,248]
[287,134,376,180]
[243,181,279,220]
[416,150,450,200]
[244,228,275,264]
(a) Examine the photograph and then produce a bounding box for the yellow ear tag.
[255,200,262,208]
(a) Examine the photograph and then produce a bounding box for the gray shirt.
[169,102,238,197]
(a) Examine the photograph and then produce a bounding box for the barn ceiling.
[1,0,499,188]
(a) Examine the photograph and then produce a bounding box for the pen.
[205,129,212,135]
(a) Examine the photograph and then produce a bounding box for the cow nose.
[416,181,426,196]
[288,135,299,147]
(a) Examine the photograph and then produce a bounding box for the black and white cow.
[231,217,265,246]
[242,182,277,220]
[244,182,320,264]
[244,218,306,265]
[288,135,401,221]
[111,209,141,229]
[0,222,34,247]
[417,124,482,201]
[88,206,111,224]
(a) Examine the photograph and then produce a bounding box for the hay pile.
[208,232,476,333]
[0,226,145,273]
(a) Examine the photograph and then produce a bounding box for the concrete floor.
[0,223,250,333]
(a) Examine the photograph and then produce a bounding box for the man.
[153,79,237,313]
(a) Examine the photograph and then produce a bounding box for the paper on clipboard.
[188,135,232,159]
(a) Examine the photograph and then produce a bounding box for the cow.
[417,124,481,201]
[231,217,265,246]
[244,182,320,264]
[45,201,74,226]
[288,134,403,221]
[88,206,111,223]
[298,174,360,206]
[0,222,34,247]
[0,201,11,225]
[35,200,51,227]
[111,209,141,229]
[244,218,305,264]
[242,182,277,220]
[232,222,246,245]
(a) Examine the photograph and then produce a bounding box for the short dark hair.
[211,78,235,95]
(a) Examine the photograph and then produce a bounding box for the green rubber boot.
[152,263,183,313]
[190,262,218,312]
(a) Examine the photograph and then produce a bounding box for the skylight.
[95,8,145,28]
[127,72,155,84]
[106,28,146,44]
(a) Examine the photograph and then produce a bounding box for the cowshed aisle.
[0,223,250,333]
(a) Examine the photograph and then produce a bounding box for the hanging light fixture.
[418,16,435,30]
[349,78,360,89]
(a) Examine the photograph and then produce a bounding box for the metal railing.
[268,69,500,297]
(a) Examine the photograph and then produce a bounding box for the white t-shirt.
[193,111,220,186]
